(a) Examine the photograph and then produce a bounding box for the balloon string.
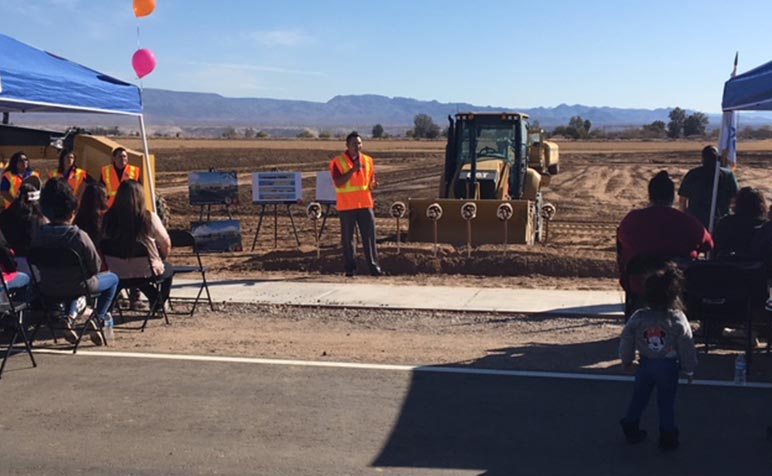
[136,24,141,49]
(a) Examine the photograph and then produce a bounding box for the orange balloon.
[133,0,156,18]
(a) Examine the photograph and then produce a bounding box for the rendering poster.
[252,172,303,203]
[191,220,243,253]
[189,171,239,206]
[315,171,337,204]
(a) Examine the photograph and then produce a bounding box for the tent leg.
[138,114,156,213]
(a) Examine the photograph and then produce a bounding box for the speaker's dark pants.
[339,208,379,273]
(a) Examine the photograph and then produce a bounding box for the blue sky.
[1,0,771,113]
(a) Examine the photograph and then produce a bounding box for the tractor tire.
[155,194,171,229]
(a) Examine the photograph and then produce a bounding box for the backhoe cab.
[408,112,558,246]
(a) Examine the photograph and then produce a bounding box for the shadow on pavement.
[373,337,772,475]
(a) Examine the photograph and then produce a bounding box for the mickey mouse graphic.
[644,326,667,352]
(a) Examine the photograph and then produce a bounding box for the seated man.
[30,179,119,345]
[617,171,714,315]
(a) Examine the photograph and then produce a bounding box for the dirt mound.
[228,244,616,278]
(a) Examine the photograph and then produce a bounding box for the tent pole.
[2,113,8,124]
[138,114,156,213]
[707,156,720,235]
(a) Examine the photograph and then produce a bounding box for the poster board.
[315,171,337,204]
[252,172,303,203]
[191,220,243,253]
[189,171,239,206]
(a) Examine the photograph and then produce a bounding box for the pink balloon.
[132,48,157,79]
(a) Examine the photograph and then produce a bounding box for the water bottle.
[734,353,747,385]
[103,315,115,343]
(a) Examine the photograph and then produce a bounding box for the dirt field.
[114,138,772,287]
[31,138,772,380]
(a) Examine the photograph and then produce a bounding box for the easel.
[198,203,233,222]
[316,201,335,241]
[250,202,301,251]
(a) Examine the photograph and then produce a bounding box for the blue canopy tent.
[0,33,155,203]
[700,58,772,232]
[722,60,772,112]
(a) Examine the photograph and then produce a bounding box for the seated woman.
[713,186,767,259]
[616,171,713,318]
[0,184,48,274]
[102,181,173,311]
[0,229,30,301]
[1,151,41,209]
[74,183,108,247]
[49,149,92,200]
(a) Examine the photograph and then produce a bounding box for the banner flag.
[719,52,739,166]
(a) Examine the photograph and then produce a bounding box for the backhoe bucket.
[407,198,535,246]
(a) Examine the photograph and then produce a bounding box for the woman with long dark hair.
[102,181,173,310]
[74,183,109,246]
[49,149,91,199]
[1,151,41,209]
[0,183,48,260]
[714,186,767,259]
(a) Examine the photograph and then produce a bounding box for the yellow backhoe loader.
[407,112,558,246]
[0,124,162,216]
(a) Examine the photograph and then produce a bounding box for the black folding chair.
[0,272,36,378]
[684,259,770,366]
[102,239,169,332]
[27,247,106,354]
[168,229,214,316]
[621,254,664,321]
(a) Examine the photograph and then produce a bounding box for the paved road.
[1,352,771,475]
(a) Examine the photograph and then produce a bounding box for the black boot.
[619,418,647,444]
[659,428,680,451]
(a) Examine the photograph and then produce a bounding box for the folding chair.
[0,273,36,378]
[168,229,214,316]
[621,254,664,321]
[27,247,106,354]
[102,239,169,332]
[684,259,770,366]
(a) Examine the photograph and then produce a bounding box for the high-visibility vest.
[2,170,40,209]
[49,167,89,196]
[101,164,141,208]
[329,152,374,211]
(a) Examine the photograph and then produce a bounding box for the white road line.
[31,349,772,389]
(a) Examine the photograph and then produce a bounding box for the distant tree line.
[552,116,593,139]
[547,108,710,140]
[141,106,751,141]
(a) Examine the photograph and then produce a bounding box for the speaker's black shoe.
[370,266,383,277]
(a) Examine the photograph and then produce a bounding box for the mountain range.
[139,89,682,130]
[12,88,772,135]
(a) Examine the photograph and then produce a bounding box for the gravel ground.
[29,302,772,383]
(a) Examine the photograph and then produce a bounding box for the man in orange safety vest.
[100,147,142,208]
[329,131,382,277]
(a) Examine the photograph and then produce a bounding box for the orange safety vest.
[102,164,141,208]
[2,170,40,209]
[329,152,374,211]
[49,167,89,196]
